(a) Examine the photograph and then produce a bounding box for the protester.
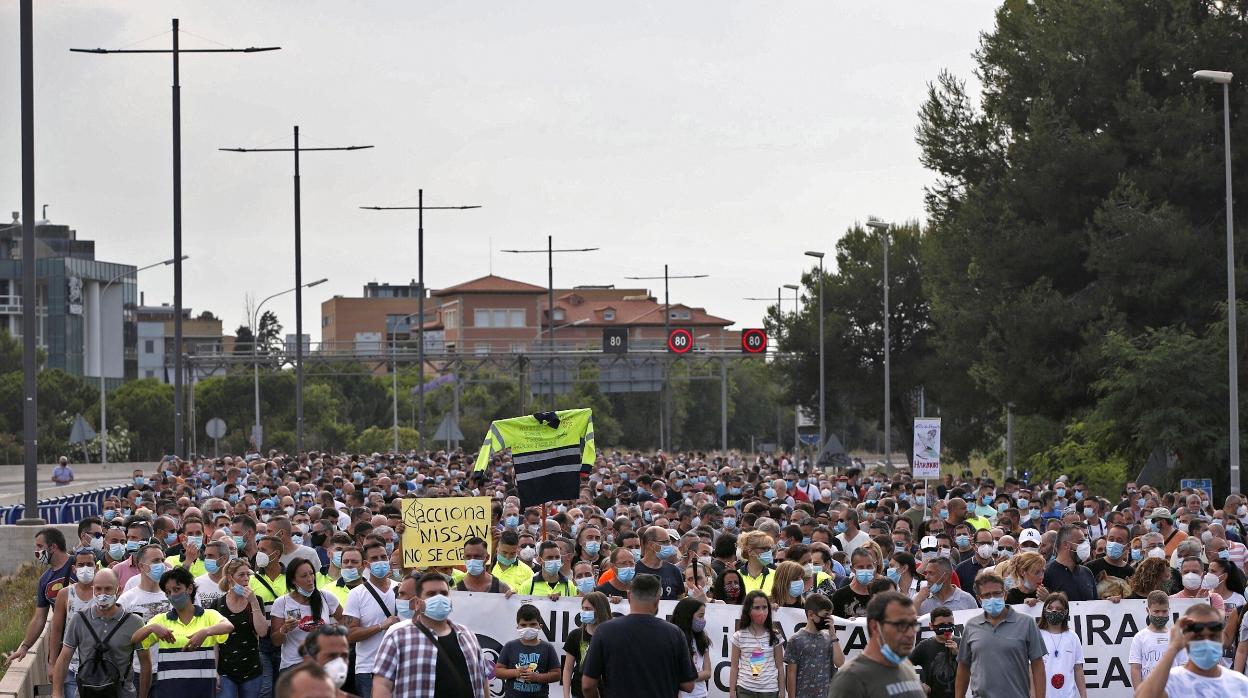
[738,531,777,595]
[522,541,575,598]
[300,625,352,695]
[828,591,924,697]
[711,567,746,605]
[455,536,514,594]
[562,592,611,698]
[954,572,1046,698]
[637,526,686,600]
[729,590,785,698]
[770,560,808,609]
[132,566,234,697]
[1035,592,1086,698]
[1043,525,1097,602]
[372,572,492,698]
[344,541,399,698]
[671,597,713,698]
[48,547,99,698]
[9,528,75,665]
[908,605,957,698]
[1131,590,1186,686]
[1135,603,1248,697]
[211,558,269,698]
[274,663,337,698]
[916,557,978,615]
[495,603,561,697]
[581,574,695,698]
[271,557,343,673]
[784,593,843,697]
[52,568,149,698]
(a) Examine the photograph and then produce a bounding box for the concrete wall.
[0,524,78,576]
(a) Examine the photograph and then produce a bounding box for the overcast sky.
[0,1,999,342]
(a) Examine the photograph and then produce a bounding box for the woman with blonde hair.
[211,557,269,697]
[738,530,776,595]
[1127,557,1172,599]
[1005,551,1049,606]
[769,561,808,609]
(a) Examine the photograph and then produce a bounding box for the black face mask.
[310,532,328,548]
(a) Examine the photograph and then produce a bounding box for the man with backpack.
[53,568,150,698]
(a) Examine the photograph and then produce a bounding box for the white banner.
[913,417,941,479]
[449,592,1194,698]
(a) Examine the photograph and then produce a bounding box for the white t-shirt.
[1164,666,1248,697]
[1129,628,1187,682]
[271,591,339,669]
[836,530,871,557]
[343,580,396,673]
[279,544,322,570]
[730,628,781,692]
[679,645,707,698]
[194,573,226,608]
[1039,629,1085,698]
[118,586,171,673]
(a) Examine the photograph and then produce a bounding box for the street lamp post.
[1195,69,1241,495]
[502,238,598,411]
[361,190,481,445]
[222,128,372,455]
[98,256,186,464]
[804,251,825,460]
[72,20,279,459]
[867,218,892,467]
[250,278,327,452]
[625,266,708,451]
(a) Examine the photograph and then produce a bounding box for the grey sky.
[0,1,998,342]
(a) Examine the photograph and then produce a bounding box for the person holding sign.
[454,537,514,596]
[1135,603,1248,698]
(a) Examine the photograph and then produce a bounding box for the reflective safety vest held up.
[474,409,596,507]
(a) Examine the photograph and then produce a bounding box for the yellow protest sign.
[400,496,492,567]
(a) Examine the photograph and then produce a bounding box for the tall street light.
[18,0,38,523]
[625,266,708,451]
[361,190,481,444]
[1195,69,1241,494]
[804,251,825,460]
[222,128,372,455]
[502,238,598,411]
[867,218,892,466]
[98,255,186,465]
[784,283,801,455]
[250,278,328,451]
[72,19,279,459]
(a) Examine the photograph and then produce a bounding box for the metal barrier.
[0,485,129,525]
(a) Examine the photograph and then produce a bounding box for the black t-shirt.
[210,595,263,681]
[1006,587,1037,605]
[908,637,957,698]
[563,626,594,698]
[634,561,684,601]
[1085,558,1135,581]
[434,630,475,698]
[831,584,871,619]
[581,613,696,698]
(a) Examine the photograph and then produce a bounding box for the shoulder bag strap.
[362,581,395,618]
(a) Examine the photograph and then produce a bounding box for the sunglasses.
[1185,621,1225,635]
[933,623,956,635]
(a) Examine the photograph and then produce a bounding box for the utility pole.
[72,20,279,458]
[361,190,480,444]
[17,0,39,523]
[222,128,372,454]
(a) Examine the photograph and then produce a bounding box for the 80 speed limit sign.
[741,328,768,354]
[667,328,693,354]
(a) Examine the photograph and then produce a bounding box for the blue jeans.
[258,641,281,698]
[64,668,77,698]
[354,673,373,698]
[216,675,262,698]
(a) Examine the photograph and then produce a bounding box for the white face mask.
[1147,547,1166,560]
[977,544,996,560]
[517,627,542,642]
[255,552,271,568]
[1183,572,1203,591]
[324,657,348,689]
[1202,573,1221,591]
[76,566,96,584]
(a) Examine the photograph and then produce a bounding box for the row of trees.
[771,0,1248,493]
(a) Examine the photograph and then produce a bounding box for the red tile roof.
[431,275,547,296]
[548,293,731,327]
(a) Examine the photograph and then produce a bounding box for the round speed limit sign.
[667,328,693,354]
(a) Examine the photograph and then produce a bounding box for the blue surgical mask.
[369,561,391,579]
[938,510,949,520]
[234,536,248,553]
[465,559,486,576]
[930,581,943,594]
[422,594,452,621]
[758,550,774,566]
[543,560,562,576]
[834,522,847,534]
[1189,639,1223,669]
[1083,507,1095,518]
[1220,550,1232,561]
[886,568,902,584]
[497,554,517,566]
[1130,548,1143,561]
[658,545,677,560]
[331,551,344,568]
[764,488,776,499]
[147,562,166,582]
[955,535,970,548]
[341,567,361,582]
[1055,489,1065,498]
[723,517,737,529]
[584,541,601,556]
[186,535,203,549]
[1016,499,1029,509]
[108,543,126,561]
[576,577,595,594]
[982,597,1006,616]
[397,601,415,620]
[617,566,636,583]
[291,535,304,546]
[1106,542,1124,559]
[505,515,520,528]
[880,641,906,666]
[203,558,220,575]
[1136,497,1146,508]
[298,584,316,597]
[232,583,249,597]
[855,570,874,585]
[580,610,596,625]
[981,496,993,506]
[631,549,642,563]
[786,579,804,597]
[997,502,1008,513]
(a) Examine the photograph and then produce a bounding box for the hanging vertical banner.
[912,417,941,479]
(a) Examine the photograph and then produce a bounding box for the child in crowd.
[495,603,560,698]
[784,593,844,698]
[730,590,785,698]
[1130,590,1187,686]
[907,606,958,698]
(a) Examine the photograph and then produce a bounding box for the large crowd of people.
[7,447,1248,697]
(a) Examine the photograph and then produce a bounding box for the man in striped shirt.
[132,567,234,698]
